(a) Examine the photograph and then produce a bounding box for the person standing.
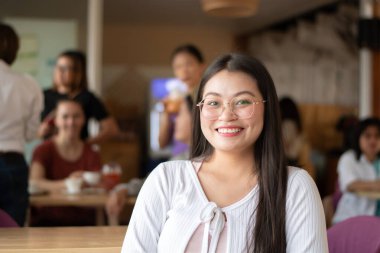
[158,44,204,158]
[279,97,316,179]
[0,23,43,226]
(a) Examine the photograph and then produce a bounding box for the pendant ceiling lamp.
[202,0,259,18]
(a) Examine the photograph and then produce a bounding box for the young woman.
[279,97,315,179]
[122,54,327,252]
[158,44,204,156]
[333,118,380,224]
[30,100,101,226]
[38,50,119,144]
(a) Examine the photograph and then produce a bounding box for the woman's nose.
[218,104,237,121]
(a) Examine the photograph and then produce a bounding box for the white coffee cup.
[83,171,101,186]
[65,177,83,194]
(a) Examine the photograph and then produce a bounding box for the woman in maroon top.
[29,99,101,226]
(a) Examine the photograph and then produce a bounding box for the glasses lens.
[56,65,77,73]
[231,97,254,119]
[201,97,222,119]
[199,96,257,119]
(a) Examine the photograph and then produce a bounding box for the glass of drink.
[102,163,122,191]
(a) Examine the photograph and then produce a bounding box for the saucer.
[62,189,82,195]
[28,189,49,196]
[82,187,106,195]
[29,188,48,196]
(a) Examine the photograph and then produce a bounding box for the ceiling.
[1,0,338,34]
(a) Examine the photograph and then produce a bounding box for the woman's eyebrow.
[234,91,257,97]
[203,92,221,97]
[203,91,257,97]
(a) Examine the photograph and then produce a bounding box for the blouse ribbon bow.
[200,202,225,253]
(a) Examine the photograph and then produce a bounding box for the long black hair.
[171,44,204,64]
[279,96,302,132]
[191,53,288,253]
[353,117,380,160]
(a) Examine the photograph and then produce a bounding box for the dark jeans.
[0,153,29,226]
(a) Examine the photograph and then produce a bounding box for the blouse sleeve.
[337,151,359,191]
[121,163,172,253]
[286,169,328,253]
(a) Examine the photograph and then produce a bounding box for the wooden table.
[356,191,380,200]
[0,226,126,253]
[29,191,137,225]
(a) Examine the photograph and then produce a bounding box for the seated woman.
[333,118,380,224]
[29,99,102,226]
[279,97,316,179]
[106,96,194,225]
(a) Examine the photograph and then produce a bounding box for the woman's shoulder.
[36,139,55,150]
[43,89,68,102]
[339,150,356,162]
[140,160,193,195]
[76,90,99,101]
[33,139,55,158]
[147,160,193,182]
[286,166,321,204]
[287,166,316,191]
[155,160,193,174]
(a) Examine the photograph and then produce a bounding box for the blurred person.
[158,44,204,157]
[279,97,316,179]
[0,23,43,226]
[122,54,327,252]
[333,118,380,224]
[29,99,101,226]
[106,96,194,224]
[38,50,119,144]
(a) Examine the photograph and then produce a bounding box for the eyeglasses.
[196,96,266,120]
[55,65,78,73]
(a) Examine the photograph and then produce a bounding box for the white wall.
[5,17,78,89]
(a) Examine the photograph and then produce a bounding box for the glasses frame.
[196,96,267,120]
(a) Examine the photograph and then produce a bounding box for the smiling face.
[199,70,265,154]
[359,125,380,160]
[54,101,85,140]
[172,52,203,91]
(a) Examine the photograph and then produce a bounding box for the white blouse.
[121,160,328,253]
[333,150,378,224]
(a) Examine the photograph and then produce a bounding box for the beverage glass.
[102,163,122,191]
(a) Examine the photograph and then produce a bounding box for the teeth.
[218,128,241,134]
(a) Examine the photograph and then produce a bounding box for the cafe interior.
[1,0,380,252]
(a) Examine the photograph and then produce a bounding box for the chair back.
[328,216,380,253]
[0,209,18,227]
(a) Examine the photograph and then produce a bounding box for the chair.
[0,209,18,227]
[323,182,342,228]
[327,216,380,253]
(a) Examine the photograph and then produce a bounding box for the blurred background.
[1,0,379,204]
